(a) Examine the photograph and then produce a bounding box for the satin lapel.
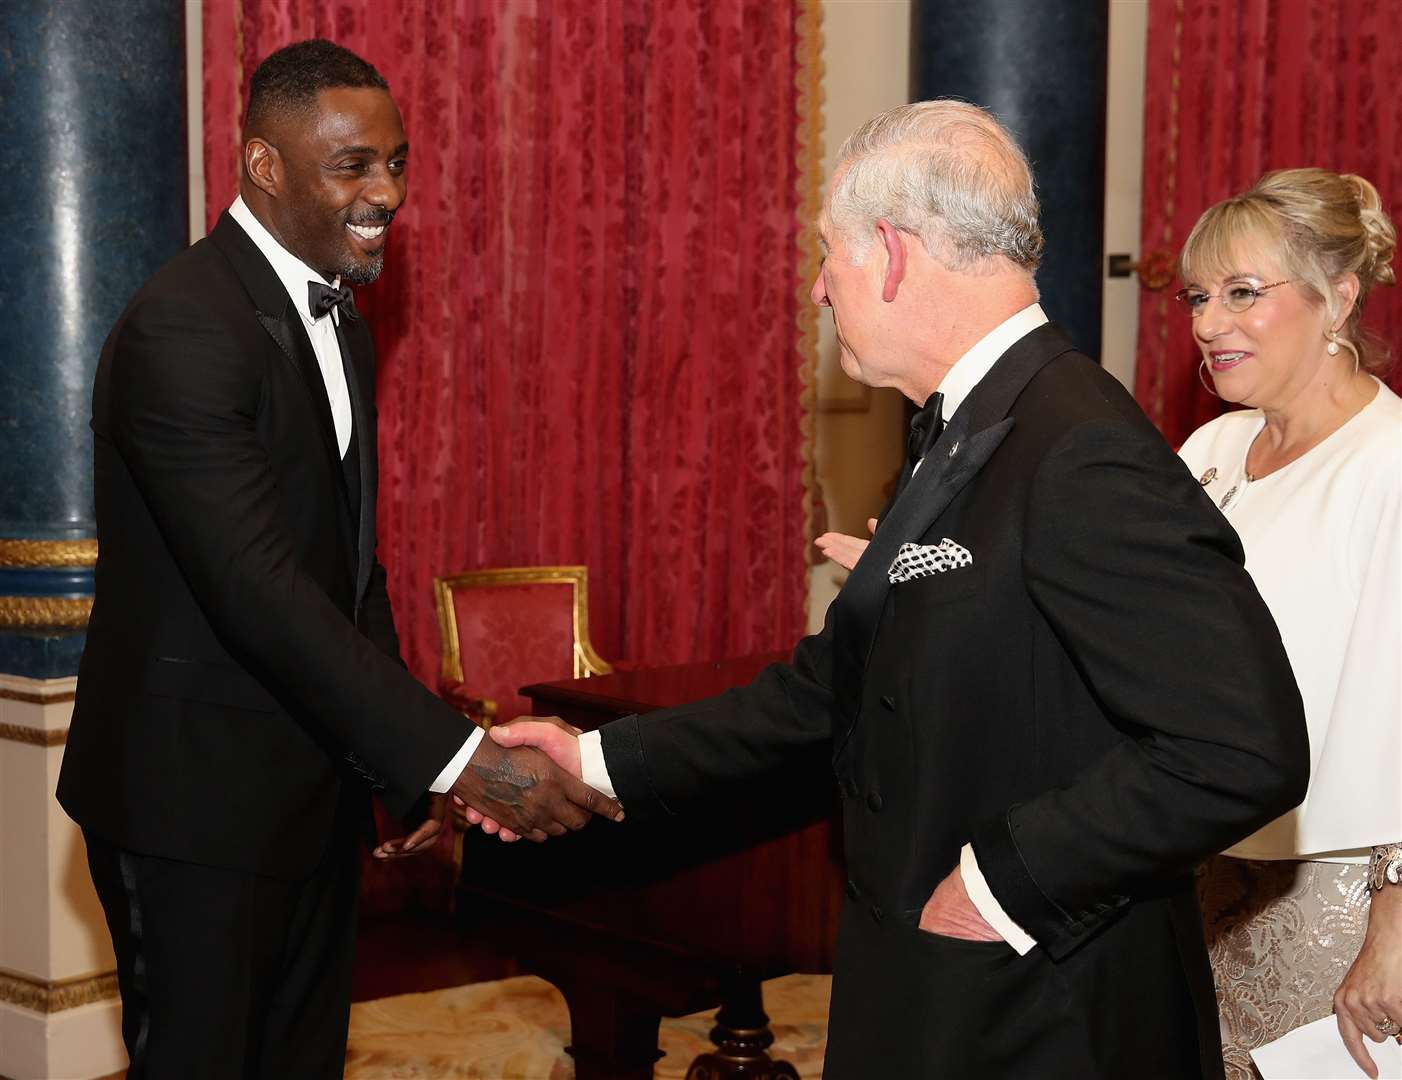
[829,321,1080,734]
[253,308,344,473]
[209,213,358,575]
[208,213,347,499]
[829,412,1014,730]
[337,314,377,609]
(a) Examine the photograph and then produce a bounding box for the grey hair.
[829,100,1044,273]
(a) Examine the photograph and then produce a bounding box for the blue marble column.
[910,1,1109,361]
[0,1,187,677]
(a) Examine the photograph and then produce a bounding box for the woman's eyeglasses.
[1174,281,1291,316]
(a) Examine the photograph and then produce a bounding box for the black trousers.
[83,827,360,1080]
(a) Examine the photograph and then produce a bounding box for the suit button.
[843,778,859,799]
[845,880,860,900]
[879,695,896,711]
[1069,921,1085,936]
[870,904,884,923]
[867,792,884,812]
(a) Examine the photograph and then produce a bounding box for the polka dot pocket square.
[887,539,973,585]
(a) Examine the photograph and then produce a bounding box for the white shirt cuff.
[578,730,619,800]
[429,726,486,793]
[960,842,1037,955]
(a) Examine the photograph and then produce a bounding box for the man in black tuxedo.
[483,101,1309,1078]
[57,39,620,1079]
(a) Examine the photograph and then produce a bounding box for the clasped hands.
[435,717,1003,947]
[451,717,595,843]
[371,717,623,858]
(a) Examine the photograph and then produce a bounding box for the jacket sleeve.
[108,296,473,816]
[599,616,839,816]
[970,417,1309,959]
[361,557,406,665]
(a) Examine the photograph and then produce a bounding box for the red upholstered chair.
[361,567,615,917]
[433,565,614,727]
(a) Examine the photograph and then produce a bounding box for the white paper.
[1251,1015,1402,1079]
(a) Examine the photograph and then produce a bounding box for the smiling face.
[1184,246,1338,410]
[250,86,408,284]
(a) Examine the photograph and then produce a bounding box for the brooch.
[1198,467,1217,486]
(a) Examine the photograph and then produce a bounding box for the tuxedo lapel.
[829,321,1080,734]
[336,314,377,611]
[210,215,344,475]
[829,412,1014,731]
[209,213,358,574]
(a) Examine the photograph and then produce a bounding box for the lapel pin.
[1199,467,1217,486]
[948,441,960,458]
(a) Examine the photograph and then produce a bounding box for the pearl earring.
[1327,340,1340,356]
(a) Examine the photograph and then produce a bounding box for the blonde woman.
[1176,168,1401,1079]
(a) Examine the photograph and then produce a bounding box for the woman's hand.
[1335,882,1402,1078]
[814,517,877,571]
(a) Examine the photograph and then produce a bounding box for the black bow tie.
[308,281,357,321]
[907,391,945,468]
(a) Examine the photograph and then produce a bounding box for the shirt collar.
[228,196,338,327]
[933,303,1048,419]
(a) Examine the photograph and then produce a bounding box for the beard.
[338,248,386,285]
[334,208,394,284]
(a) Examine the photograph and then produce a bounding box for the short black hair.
[245,39,388,134]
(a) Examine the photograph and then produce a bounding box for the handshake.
[372,718,616,858]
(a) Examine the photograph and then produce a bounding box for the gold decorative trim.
[0,722,68,747]
[0,596,93,629]
[0,968,119,1014]
[0,539,98,568]
[1149,0,1186,428]
[0,685,77,706]
[432,566,614,691]
[794,0,826,612]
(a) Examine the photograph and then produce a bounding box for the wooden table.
[455,653,844,1079]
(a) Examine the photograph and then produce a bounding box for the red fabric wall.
[202,1,814,685]
[1136,0,1402,446]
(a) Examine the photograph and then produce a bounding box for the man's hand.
[814,517,876,571]
[449,719,620,843]
[372,793,448,859]
[1335,883,1402,1079]
[918,866,1004,941]
[453,717,593,843]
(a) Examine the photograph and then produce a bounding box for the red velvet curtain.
[1135,0,1402,446]
[202,1,820,689]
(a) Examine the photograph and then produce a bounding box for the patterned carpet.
[345,973,832,1079]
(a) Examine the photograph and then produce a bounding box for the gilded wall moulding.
[0,539,98,568]
[0,722,68,746]
[0,596,93,629]
[0,685,78,706]
[0,969,119,1013]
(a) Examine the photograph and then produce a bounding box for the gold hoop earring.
[1198,358,1219,398]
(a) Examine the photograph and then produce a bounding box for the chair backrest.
[432,566,612,724]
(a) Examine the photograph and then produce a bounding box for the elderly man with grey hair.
[484,100,1308,1078]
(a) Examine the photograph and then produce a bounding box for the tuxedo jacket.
[58,213,474,880]
[600,325,1309,1078]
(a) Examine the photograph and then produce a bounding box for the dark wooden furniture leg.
[685,982,800,1080]
[560,981,665,1080]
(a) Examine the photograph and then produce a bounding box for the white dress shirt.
[1178,379,1402,862]
[228,197,354,459]
[579,304,1049,953]
[229,196,488,790]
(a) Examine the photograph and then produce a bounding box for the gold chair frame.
[432,566,613,722]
